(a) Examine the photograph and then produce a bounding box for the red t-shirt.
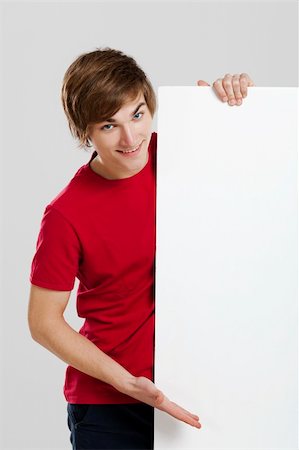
[30,132,157,404]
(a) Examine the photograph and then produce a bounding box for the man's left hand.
[197,73,255,106]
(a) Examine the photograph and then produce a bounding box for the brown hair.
[61,47,156,150]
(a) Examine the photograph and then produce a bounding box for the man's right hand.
[127,376,201,429]
[28,286,201,428]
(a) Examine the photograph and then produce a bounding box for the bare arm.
[28,284,201,429]
[28,284,135,393]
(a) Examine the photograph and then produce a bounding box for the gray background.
[1,1,298,449]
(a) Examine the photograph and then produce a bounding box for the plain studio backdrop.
[1,1,298,449]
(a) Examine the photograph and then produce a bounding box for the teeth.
[121,143,140,153]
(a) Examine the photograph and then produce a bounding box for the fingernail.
[223,96,228,102]
[229,99,235,105]
[237,99,242,105]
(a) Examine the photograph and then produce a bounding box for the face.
[88,92,153,180]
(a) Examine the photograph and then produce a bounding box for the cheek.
[142,115,153,130]
[97,136,118,152]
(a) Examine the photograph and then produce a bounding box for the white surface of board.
[154,87,298,449]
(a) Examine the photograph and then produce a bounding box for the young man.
[28,47,254,450]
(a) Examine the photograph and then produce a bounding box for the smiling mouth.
[117,142,142,154]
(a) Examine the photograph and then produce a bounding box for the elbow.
[27,311,50,343]
[28,285,69,342]
[28,312,65,344]
[28,316,43,343]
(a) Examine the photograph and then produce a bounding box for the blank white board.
[155,87,298,449]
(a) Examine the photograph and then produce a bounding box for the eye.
[101,111,144,131]
[134,111,144,119]
[101,124,114,131]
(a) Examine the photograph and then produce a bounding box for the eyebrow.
[104,102,146,123]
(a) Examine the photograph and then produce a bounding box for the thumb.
[197,80,210,87]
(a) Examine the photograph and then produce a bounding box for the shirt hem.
[30,277,74,291]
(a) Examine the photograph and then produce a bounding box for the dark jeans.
[67,403,154,450]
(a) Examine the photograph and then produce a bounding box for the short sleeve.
[30,205,81,291]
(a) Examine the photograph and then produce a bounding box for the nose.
[119,124,137,149]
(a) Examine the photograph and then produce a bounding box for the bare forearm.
[29,314,202,429]
[31,318,136,395]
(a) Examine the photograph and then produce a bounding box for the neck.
[90,152,149,180]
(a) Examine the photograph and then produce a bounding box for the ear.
[197,80,210,87]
